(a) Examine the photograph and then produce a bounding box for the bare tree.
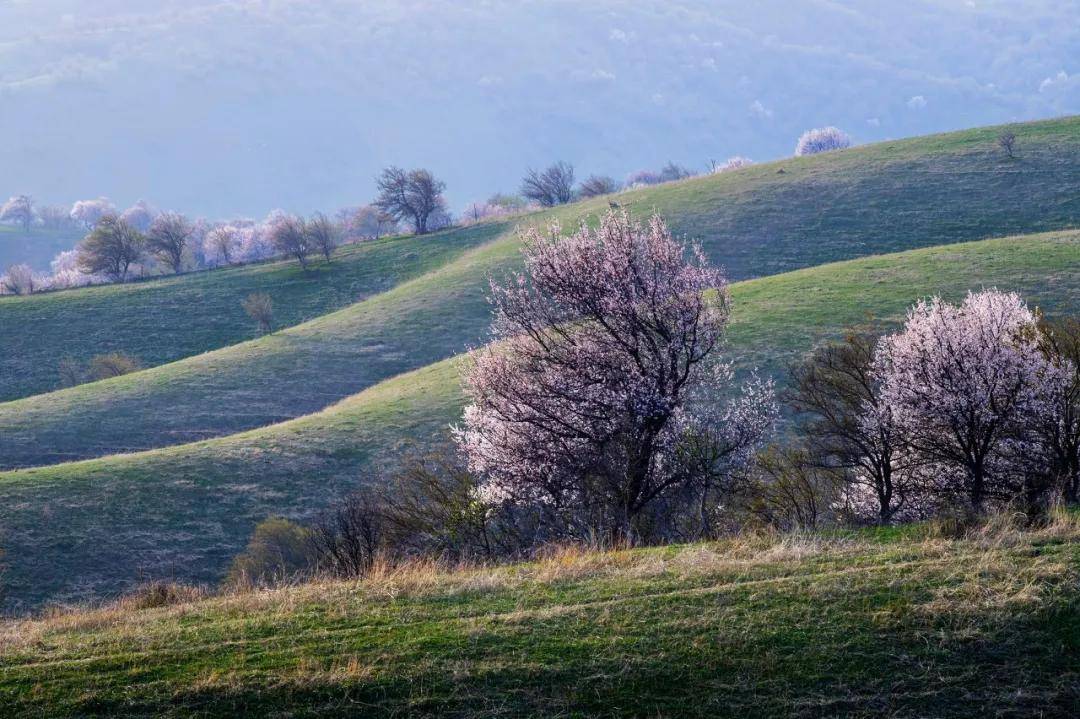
[998,130,1018,158]
[658,162,693,182]
[58,357,83,387]
[310,490,386,578]
[578,175,620,198]
[747,447,840,530]
[241,292,274,334]
[374,167,447,235]
[76,215,145,282]
[1036,318,1080,504]
[269,216,312,269]
[788,330,920,524]
[38,205,74,230]
[520,161,575,207]
[146,212,193,274]
[305,212,339,262]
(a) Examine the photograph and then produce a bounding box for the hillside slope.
[0,224,83,273]
[1,231,1077,609]
[0,222,505,401]
[2,117,1079,468]
[2,521,1077,717]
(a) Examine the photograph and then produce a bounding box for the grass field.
[1,231,1078,610]
[2,517,1077,717]
[0,224,83,274]
[0,221,507,402]
[1,117,1078,468]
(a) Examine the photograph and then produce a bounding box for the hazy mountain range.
[1,0,1077,218]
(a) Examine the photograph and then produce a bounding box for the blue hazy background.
[0,0,1077,218]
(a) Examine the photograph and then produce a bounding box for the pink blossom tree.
[872,290,1066,512]
[794,127,852,156]
[455,210,775,541]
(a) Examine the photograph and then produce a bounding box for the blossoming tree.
[872,289,1066,512]
[456,210,775,541]
[794,126,852,156]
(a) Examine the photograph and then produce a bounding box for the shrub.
[241,292,273,334]
[87,352,141,381]
[745,447,840,531]
[578,175,620,198]
[226,517,317,588]
[794,126,852,156]
[714,156,754,173]
[2,264,36,295]
[116,580,205,610]
[58,357,83,387]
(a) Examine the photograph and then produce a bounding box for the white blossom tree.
[872,290,1066,512]
[119,200,158,232]
[714,157,755,173]
[2,264,37,295]
[795,127,852,156]
[70,198,116,229]
[0,195,35,231]
[456,210,775,541]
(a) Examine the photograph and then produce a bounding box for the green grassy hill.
[0,222,506,402]
[2,519,1077,717]
[1,117,1078,468]
[0,225,83,273]
[2,232,1078,609]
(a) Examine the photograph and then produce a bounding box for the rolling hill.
[2,518,1077,717]
[0,221,507,402]
[1,231,1078,610]
[1,117,1079,469]
[0,224,83,274]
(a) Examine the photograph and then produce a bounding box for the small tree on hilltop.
[795,127,852,156]
[455,210,775,542]
[872,289,1066,514]
[76,215,145,282]
[578,175,620,198]
[146,212,194,274]
[269,216,311,269]
[0,195,35,231]
[374,167,447,235]
[521,162,575,207]
[306,212,339,262]
[998,130,1018,159]
[242,292,274,334]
